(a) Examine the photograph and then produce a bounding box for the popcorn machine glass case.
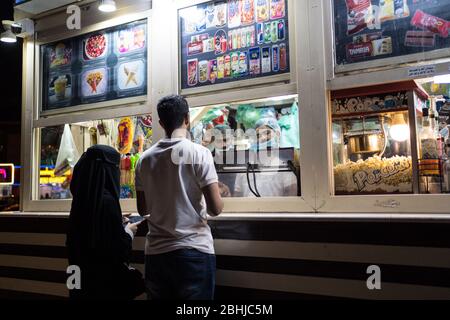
[331,81,429,195]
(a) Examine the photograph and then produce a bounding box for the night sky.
[0,0,22,122]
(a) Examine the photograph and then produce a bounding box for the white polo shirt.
[135,138,218,255]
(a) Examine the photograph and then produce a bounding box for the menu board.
[179,0,290,90]
[334,0,450,66]
[41,19,148,112]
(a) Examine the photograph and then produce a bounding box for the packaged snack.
[224,54,232,77]
[206,4,216,29]
[199,60,209,83]
[270,0,285,19]
[271,20,278,43]
[262,47,271,73]
[371,37,392,56]
[264,22,272,43]
[215,2,227,27]
[411,9,450,38]
[231,52,240,77]
[249,47,261,76]
[256,0,269,22]
[241,0,255,25]
[393,0,409,18]
[217,56,225,79]
[239,51,248,75]
[187,59,198,86]
[117,117,135,155]
[187,40,203,56]
[228,0,242,28]
[346,0,375,35]
[346,42,373,61]
[208,59,218,83]
[404,30,436,47]
[378,0,395,22]
[257,23,264,44]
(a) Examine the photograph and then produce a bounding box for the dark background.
[0,0,22,211]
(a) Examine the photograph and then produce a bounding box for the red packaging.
[346,42,373,62]
[346,0,374,35]
[411,9,450,38]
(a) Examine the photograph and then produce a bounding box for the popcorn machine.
[331,81,429,195]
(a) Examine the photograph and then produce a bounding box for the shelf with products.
[38,114,153,200]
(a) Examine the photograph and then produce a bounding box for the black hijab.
[66,145,121,264]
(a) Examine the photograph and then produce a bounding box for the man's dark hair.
[157,95,189,133]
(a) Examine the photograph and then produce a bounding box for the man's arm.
[202,182,224,217]
[136,191,147,217]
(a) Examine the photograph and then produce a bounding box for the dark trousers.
[145,249,216,300]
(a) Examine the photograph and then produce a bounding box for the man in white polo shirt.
[135,95,223,300]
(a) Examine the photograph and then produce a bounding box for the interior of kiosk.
[332,78,450,196]
[39,94,301,200]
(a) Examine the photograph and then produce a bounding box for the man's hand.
[218,181,231,197]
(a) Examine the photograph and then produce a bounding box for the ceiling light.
[0,29,17,43]
[98,0,117,12]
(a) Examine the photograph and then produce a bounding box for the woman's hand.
[125,222,140,236]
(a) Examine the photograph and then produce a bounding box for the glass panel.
[333,0,450,68]
[332,78,450,195]
[39,114,153,200]
[190,94,300,198]
[40,19,148,112]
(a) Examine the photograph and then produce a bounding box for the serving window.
[38,114,153,201]
[189,94,300,198]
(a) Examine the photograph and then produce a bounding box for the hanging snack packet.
[54,124,80,177]
[346,0,375,35]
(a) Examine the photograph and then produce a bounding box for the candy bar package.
[371,37,393,56]
[411,9,450,38]
[346,0,375,35]
[404,30,436,47]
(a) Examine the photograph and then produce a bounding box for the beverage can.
[221,37,227,53]
[271,21,278,43]
[241,29,246,48]
[246,27,252,47]
[277,20,285,41]
[228,31,233,50]
[257,23,264,44]
[250,27,256,46]
[262,47,271,73]
[264,22,271,43]
[279,43,287,70]
[249,47,261,76]
[272,45,279,72]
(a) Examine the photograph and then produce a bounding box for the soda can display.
[271,21,278,43]
[257,23,264,44]
[277,20,285,41]
[279,43,287,70]
[264,22,271,43]
[272,45,279,72]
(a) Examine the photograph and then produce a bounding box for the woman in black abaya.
[66,145,141,300]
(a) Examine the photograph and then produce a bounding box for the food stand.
[0,0,450,300]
